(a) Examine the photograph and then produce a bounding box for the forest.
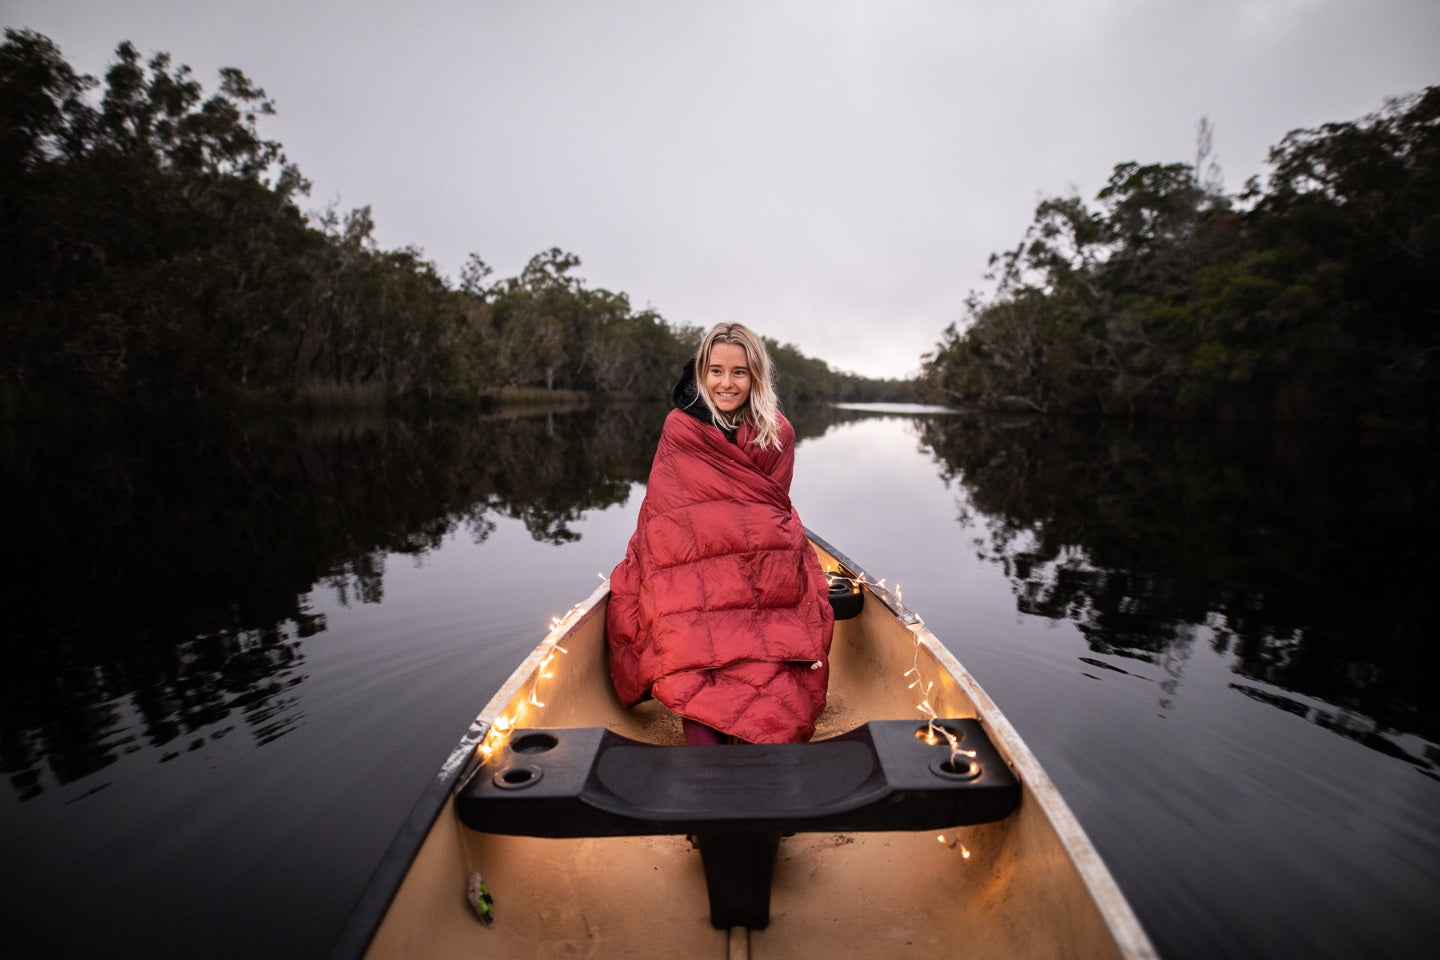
[0,30,910,419]
[6,29,1434,425]
[918,89,1439,423]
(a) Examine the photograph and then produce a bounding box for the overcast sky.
[5,1,1436,378]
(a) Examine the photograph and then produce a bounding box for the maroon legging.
[682,717,728,746]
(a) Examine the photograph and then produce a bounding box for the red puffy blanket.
[606,409,834,743]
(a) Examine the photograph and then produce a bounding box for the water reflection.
[915,414,1439,772]
[7,406,1434,803]
[1,407,654,799]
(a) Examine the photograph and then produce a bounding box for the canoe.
[330,533,1157,959]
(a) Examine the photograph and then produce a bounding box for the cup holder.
[493,765,544,790]
[929,756,981,781]
[827,574,864,620]
[511,732,559,754]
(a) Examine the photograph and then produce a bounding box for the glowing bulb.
[936,833,972,858]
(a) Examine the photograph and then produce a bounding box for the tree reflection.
[917,415,1439,764]
[0,404,682,799]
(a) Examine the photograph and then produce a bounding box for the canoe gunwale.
[452,582,611,794]
[325,733,468,960]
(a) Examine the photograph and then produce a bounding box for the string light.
[843,567,975,861]
[477,599,583,763]
[466,564,975,930]
[483,571,975,863]
[936,834,972,858]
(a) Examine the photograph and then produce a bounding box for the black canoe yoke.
[455,718,1021,930]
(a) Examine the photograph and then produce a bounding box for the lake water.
[2,406,1436,959]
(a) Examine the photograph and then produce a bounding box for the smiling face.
[703,341,752,414]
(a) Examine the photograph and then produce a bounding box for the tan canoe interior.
[363,544,1150,959]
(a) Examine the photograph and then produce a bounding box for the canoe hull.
[339,536,1156,959]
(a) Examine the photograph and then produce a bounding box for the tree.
[0,31,312,409]
[0,29,96,173]
[1,31,902,416]
[921,87,1438,422]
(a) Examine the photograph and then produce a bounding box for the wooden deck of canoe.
[331,534,1157,959]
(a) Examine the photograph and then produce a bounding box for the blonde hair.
[694,322,782,449]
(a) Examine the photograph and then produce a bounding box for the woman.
[606,323,834,745]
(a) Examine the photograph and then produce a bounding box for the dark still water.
[2,406,1436,959]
